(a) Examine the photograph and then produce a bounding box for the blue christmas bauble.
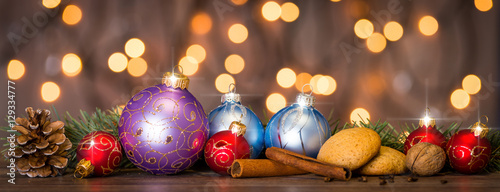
[265,92,330,158]
[208,89,265,159]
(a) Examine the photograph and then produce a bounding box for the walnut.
[405,142,446,176]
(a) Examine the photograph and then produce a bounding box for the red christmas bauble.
[446,129,491,174]
[76,131,123,177]
[204,123,250,175]
[404,124,446,154]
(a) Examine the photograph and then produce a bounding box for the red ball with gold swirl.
[204,121,250,175]
[75,131,123,178]
[404,115,446,154]
[446,122,491,174]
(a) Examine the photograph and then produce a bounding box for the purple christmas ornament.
[118,72,208,175]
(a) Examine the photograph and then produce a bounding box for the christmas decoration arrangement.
[118,70,209,175]
[2,86,500,182]
[74,131,123,178]
[208,83,265,159]
[265,85,331,158]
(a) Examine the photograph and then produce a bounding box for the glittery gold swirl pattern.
[446,129,492,174]
[76,131,123,176]
[118,84,208,175]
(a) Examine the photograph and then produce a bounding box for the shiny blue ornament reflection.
[208,88,265,159]
[265,91,330,158]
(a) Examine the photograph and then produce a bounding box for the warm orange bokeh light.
[191,12,212,35]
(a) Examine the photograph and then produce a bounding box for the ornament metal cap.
[162,66,189,89]
[419,108,436,127]
[472,115,489,138]
[74,159,95,179]
[229,121,247,137]
[221,83,241,103]
[296,84,315,107]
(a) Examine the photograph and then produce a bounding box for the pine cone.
[8,107,72,177]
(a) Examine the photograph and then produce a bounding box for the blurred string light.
[231,0,248,6]
[127,57,147,77]
[383,21,403,41]
[178,56,198,76]
[266,93,286,113]
[125,38,145,58]
[186,44,206,63]
[280,2,299,22]
[350,108,370,124]
[7,59,25,80]
[451,89,470,109]
[330,0,341,2]
[215,73,235,93]
[276,68,296,88]
[462,74,481,94]
[366,32,386,53]
[228,24,248,44]
[310,74,324,94]
[317,76,337,95]
[475,0,493,12]
[108,52,128,73]
[191,12,212,35]
[62,53,82,77]
[41,82,60,102]
[262,1,281,21]
[62,5,82,25]
[295,72,312,92]
[225,54,245,74]
[419,16,438,36]
[354,19,374,39]
[43,0,61,9]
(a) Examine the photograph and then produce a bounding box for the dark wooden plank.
[1,165,500,192]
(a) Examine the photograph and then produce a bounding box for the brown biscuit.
[356,146,408,175]
[317,127,381,170]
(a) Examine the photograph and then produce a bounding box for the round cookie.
[317,127,381,170]
[356,146,408,175]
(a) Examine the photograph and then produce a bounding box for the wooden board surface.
[1,164,500,192]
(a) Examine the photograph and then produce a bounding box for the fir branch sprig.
[59,106,135,169]
[486,130,500,173]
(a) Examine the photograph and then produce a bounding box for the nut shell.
[405,142,446,176]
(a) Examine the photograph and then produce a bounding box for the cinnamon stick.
[229,159,308,178]
[265,147,352,181]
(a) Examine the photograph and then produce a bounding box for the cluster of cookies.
[317,127,408,175]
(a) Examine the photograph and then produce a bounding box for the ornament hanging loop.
[425,107,431,116]
[296,84,316,107]
[479,115,488,124]
[228,83,236,93]
[302,84,314,96]
[172,64,184,75]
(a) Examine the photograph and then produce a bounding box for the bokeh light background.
[1,0,498,136]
